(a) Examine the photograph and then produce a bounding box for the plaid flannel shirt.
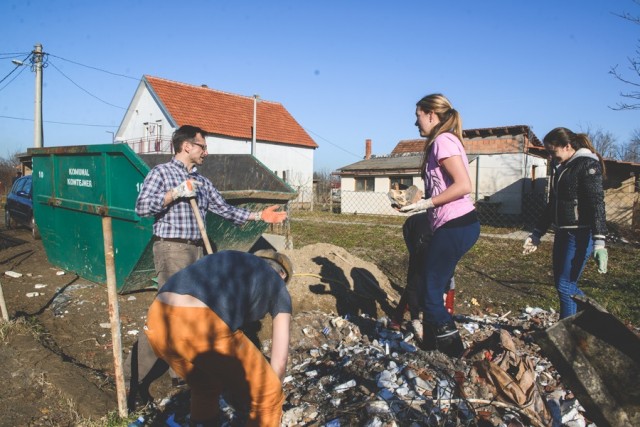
[135,158,251,240]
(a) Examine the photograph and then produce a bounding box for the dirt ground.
[4,220,609,426]
[0,221,412,426]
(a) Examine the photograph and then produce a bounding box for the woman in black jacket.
[523,127,608,319]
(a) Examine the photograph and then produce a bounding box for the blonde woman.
[400,93,479,357]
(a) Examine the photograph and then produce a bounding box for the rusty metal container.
[30,145,295,293]
[535,296,640,427]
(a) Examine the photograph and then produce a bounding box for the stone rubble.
[149,306,609,426]
[278,307,597,427]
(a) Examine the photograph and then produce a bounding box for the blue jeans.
[419,220,480,325]
[553,228,592,318]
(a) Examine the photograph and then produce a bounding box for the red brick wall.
[464,137,524,154]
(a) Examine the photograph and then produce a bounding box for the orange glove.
[261,205,287,223]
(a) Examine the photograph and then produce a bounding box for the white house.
[336,126,549,224]
[115,75,318,205]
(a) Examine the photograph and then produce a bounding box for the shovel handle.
[189,198,214,254]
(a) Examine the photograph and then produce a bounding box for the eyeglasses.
[190,141,208,151]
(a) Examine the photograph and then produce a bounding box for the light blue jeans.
[553,228,592,318]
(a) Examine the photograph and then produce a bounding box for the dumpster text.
[67,168,92,188]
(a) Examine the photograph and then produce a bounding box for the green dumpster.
[30,145,296,294]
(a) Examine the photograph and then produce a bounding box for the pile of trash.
[150,306,605,427]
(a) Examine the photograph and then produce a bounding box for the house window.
[389,176,412,190]
[355,177,375,192]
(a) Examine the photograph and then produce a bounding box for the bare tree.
[610,0,640,110]
[619,129,640,162]
[287,171,313,210]
[582,126,619,159]
[0,151,22,195]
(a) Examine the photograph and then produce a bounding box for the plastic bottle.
[127,415,145,427]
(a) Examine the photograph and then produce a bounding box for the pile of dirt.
[283,243,399,318]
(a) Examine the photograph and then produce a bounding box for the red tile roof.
[144,75,318,149]
[392,139,425,155]
[391,125,542,155]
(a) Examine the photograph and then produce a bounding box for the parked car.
[5,174,40,239]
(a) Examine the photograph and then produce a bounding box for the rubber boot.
[435,321,464,358]
[419,319,437,351]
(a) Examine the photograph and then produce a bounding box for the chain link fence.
[295,178,640,241]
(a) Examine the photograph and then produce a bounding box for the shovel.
[186,180,214,254]
[190,198,214,254]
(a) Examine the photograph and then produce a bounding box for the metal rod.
[0,280,9,321]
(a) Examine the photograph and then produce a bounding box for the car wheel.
[32,217,41,240]
[5,210,12,229]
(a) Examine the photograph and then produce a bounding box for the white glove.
[522,234,541,255]
[399,198,434,213]
[593,246,608,274]
[171,179,201,200]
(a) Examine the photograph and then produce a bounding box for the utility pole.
[32,43,44,148]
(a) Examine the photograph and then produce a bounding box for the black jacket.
[534,149,607,241]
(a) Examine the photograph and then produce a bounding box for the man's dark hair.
[172,125,206,153]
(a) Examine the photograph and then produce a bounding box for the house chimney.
[365,139,372,159]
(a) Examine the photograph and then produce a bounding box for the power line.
[0,115,117,128]
[0,52,32,86]
[0,52,30,58]
[48,59,127,110]
[304,127,362,159]
[0,59,29,92]
[48,53,138,80]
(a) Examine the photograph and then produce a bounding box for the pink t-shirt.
[423,132,475,231]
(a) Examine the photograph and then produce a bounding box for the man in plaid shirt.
[126,124,287,409]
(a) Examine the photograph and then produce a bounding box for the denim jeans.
[553,228,592,318]
[419,220,480,325]
[396,212,432,321]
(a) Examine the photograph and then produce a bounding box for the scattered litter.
[165,414,180,427]
[34,284,47,289]
[99,322,111,329]
[127,295,136,301]
[127,330,139,336]
[334,379,356,393]
[56,271,66,276]
[5,271,22,278]
[274,308,597,426]
[26,292,40,298]
[462,322,480,334]
[51,292,72,316]
[525,306,546,316]
[470,297,479,306]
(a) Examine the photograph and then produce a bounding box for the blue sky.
[1,0,638,172]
